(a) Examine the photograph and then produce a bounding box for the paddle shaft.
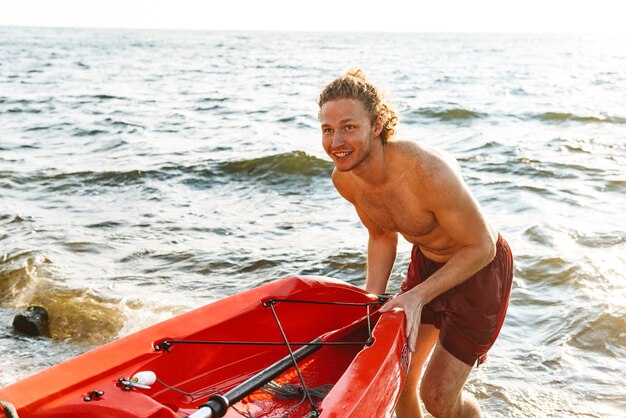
[188,338,323,418]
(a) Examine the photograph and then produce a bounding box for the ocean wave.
[0,97,52,115]
[567,307,626,357]
[218,151,333,183]
[25,122,72,132]
[72,128,109,137]
[85,220,125,229]
[238,258,282,274]
[198,96,229,103]
[604,179,626,192]
[523,226,560,247]
[276,116,297,123]
[3,152,331,195]
[91,139,130,152]
[103,118,145,129]
[0,254,39,304]
[471,156,604,180]
[25,286,125,344]
[62,241,115,254]
[1,168,173,193]
[0,213,16,223]
[6,107,42,114]
[458,139,519,156]
[90,94,126,100]
[570,230,626,248]
[517,252,581,287]
[407,106,487,122]
[560,144,589,153]
[47,169,168,188]
[298,251,366,284]
[535,112,626,124]
[193,104,225,112]
[0,253,125,344]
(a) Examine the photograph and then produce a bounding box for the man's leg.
[420,344,481,418]
[395,323,439,418]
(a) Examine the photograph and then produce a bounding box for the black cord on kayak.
[154,377,251,417]
[262,297,379,346]
[155,380,253,418]
[208,381,332,418]
[260,381,333,400]
[155,377,221,398]
[260,381,332,418]
[155,339,368,351]
[264,298,384,307]
[158,297,383,353]
[268,303,319,417]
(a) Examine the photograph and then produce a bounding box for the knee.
[420,384,457,418]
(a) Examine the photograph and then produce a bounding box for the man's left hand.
[378,288,426,352]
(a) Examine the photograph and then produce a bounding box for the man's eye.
[345,125,355,131]
[323,128,333,134]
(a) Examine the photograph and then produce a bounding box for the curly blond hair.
[317,68,398,143]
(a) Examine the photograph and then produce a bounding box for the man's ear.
[373,117,383,137]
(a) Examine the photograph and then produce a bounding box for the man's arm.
[360,207,398,294]
[332,170,398,295]
[381,155,496,351]
[415,160,497,303]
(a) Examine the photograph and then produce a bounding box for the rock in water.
[13,306,50,337]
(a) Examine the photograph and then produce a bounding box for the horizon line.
[1,24,623,36]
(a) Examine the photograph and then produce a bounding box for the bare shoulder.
[387,139,461,180]
[386,139,471,215]
[331,168,356,203]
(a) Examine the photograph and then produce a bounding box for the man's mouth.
[333,151,352,159]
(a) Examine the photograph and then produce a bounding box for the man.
[317,69,513,418]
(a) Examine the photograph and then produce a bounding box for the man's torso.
[336,140,486,262]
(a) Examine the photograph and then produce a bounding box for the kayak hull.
[0,276,407,417]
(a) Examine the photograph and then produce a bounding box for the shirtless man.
[317,69,514,418]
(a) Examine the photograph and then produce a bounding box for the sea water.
[0,28,624,417]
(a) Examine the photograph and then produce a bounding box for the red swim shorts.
[401,234,514,366]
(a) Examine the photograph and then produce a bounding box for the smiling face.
[320,99,382,172]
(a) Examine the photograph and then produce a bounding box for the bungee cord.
[267,300,320,416]
[156,297,386,352]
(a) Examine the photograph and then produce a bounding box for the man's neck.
[350,139,390,187]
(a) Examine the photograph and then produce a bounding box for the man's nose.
[331,130,344,147]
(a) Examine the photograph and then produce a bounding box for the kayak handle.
[0,400,19,418]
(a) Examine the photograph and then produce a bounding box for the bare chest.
[354,189,437,237]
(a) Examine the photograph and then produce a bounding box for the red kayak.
[0,276,407,418]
